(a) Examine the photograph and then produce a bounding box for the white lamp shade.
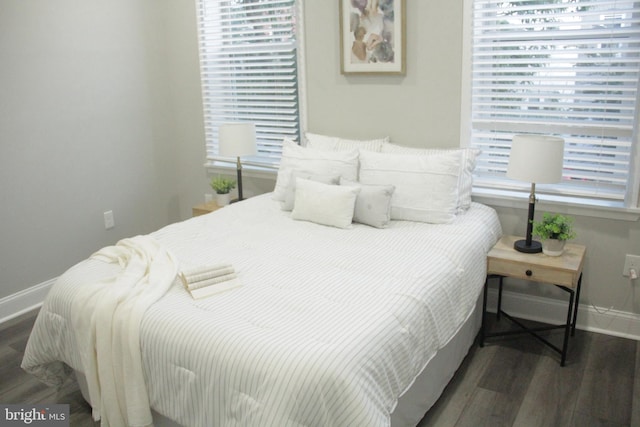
[507,134,564,184]
[218,123,257,157]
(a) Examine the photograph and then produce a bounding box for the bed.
[22,138,502,427]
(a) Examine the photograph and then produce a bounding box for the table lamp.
[507,134,565,253]
[218,123,257,201]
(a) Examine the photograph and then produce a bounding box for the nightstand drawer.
[488,257,574,287]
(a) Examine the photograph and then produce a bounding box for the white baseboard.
[0,278,57,324]
[1,279,639,341]
[487,288,640,341]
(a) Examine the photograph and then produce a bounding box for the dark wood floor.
[0,310,98,426]
[419,316,639,427]
[1,309,638,427]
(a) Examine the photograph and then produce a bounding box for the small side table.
[192,201,221,217]
[480,235,586,366]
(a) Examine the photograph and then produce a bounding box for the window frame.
[460,0,640,218]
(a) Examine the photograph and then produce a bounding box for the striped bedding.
[22,194,501,427]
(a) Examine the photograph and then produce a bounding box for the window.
[464,0,640,208]
[195,0,304,167]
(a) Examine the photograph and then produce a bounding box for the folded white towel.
[179,263,234,286]
[181,262,233,278]
[179,263,242,299]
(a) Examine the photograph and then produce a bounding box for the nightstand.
[192,201,221,217]
[480,235,586,366]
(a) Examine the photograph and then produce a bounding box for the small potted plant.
[532,212,577,256]
[210,176,236,206]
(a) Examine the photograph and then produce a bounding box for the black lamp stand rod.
[525,182,536,246]
[514,182,542,253]
[236,156,244,201]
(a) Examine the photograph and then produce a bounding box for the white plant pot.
[216,193,231,207]
[542,239,566,257]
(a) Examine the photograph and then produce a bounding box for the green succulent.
[532,213,577,241]
[210,176,236,194]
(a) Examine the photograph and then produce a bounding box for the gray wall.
[305,1,464,146]
[0,0,204,299]
[1,1,639,325]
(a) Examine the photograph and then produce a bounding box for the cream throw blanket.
[71,235,178,427]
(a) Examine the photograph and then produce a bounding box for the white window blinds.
[196,0,301,166]
[468,0,640,204]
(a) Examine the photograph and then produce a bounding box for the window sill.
[472,188,640,222]
[205,160,278,181]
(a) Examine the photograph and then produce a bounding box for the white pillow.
[273,139,359,202]
[305,132,387,152]
[282,171,340,211]
[381,143,479,211]
[291,178,360,229]
[340,179,395,228]
[359,150,461,224]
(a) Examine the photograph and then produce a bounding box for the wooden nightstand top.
[487,235,586,288]
[192,201,221,217]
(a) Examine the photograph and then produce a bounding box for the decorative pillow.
[291,178,360,229]
[305,132,387,152]
[273,139,359,202]
[282,171,340,211]
[381,143,479,211]
[340,179,395,228]
[359,150,461,224]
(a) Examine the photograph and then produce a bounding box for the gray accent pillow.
[282,171,340,211]
[340,179,395,228]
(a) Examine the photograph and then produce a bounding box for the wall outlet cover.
[623,254,640,277]
[104,210,115,230]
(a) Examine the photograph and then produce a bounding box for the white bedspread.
[22,194,501,427]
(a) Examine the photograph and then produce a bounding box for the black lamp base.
[514,239,542,254]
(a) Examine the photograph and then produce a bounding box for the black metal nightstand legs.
[571,273,583,336]
[560,287,575,366]
[480,274,502,347]
[497,276,504,321]
[480,274,582,367]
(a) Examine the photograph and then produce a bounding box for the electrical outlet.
[104,210,115,230]
[623,254,640,277]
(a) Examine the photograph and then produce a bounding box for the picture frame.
[339,0,406,75]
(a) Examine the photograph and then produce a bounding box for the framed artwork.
[339,0,406,75]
